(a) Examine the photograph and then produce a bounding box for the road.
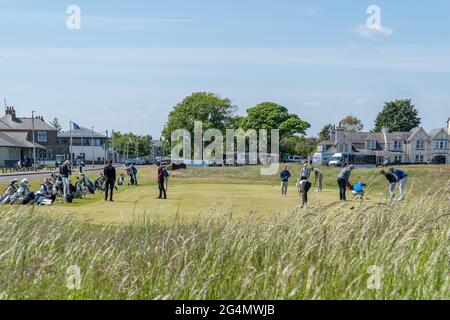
[0,165,120,183]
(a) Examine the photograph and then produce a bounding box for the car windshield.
[332,156,341,161]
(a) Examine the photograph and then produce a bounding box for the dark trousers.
[301,181,312,206]
[337,177,347,201]
[105,180,114,201]
[158,178,167,199]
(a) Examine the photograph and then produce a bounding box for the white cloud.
[304,101,321,108]
[354,98,367,106]
[299,8,318,17]
[352,24,393,38]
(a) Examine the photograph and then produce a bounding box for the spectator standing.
[104,160,116,202]
[60,160,72,201]
[157,163,167,199]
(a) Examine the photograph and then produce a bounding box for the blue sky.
[0,0,449,137]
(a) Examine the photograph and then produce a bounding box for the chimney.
[335,123,345,144]
[381,127,389,149]
[5,106,17,119]
[329,125,336,141]
[447,117,450,135]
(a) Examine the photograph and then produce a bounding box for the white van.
[328,153,350,167]
[312,153,333,165]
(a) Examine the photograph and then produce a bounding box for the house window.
[37,131,48,143]
[415,155,424,163]
[435,140,448,149]
[365,140,376,150]
[343,144,351,153]
[393,140,403,150]
[394,155,402,163]
[415,140,425,150]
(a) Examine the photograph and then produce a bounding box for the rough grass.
[0,177,448,300]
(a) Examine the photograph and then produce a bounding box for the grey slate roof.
[59,126,107,139]
[0,115,56,131]
[0,132,45,149]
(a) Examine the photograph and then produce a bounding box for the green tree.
[280,136,318,157]
[162,92,237,142]
[318,124,333,142]
[374,99,421,132]
[50,117,62,133]
[241,102,310,140]
[111,131,152,158]
[340,115,364,133]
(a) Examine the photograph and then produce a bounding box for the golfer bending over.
[296,177,312,209]
[380,169,398,201]
[389,168,408,201]
[314,168,323,192]
[280,165,291,196]
[337,165,354,201]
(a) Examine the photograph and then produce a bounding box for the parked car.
[312,152,334,166]
[285,155,304,163]
[328,153,346,167]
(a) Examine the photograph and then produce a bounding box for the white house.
[57,126,115,164]
[318,117,450,165]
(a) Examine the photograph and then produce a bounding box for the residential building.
[0,106,56,166]
[318,117,450,165]
[58,126,114,164]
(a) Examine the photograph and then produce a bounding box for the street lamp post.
[32,111,36,171]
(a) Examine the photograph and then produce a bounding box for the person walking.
[380,169,398,201]
[300,164,311,181]
[296,178,312,208]
[60,160,72,201]
[157,163,167,199]
[163,166,170,192]
[280,165,291,196]
[314,168,323,192]
[103,160,116,202]
[390,168,408,201]
[337,165,354,201]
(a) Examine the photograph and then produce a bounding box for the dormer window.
[415,140,425,150]
[365,140,376,150]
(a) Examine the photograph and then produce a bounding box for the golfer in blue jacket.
[389,168,408,201]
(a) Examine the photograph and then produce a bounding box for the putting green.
[31,180,380,224]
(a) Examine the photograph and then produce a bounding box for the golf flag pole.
[92,126,95,168]
[69,120,73,164]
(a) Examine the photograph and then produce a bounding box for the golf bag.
[9,181,32,204]
[0,180,19,204]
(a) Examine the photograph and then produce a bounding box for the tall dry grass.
[0,182,448,300]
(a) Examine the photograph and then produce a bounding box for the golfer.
[380,169,398,201]
[314,168,323,192]
[296,177,312,208]
[104,160,116,202]
[280,165,291,196]
[157,163,167,199]
[390,168,408,201]
[337,165,354,201]
[300,164,311,181]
